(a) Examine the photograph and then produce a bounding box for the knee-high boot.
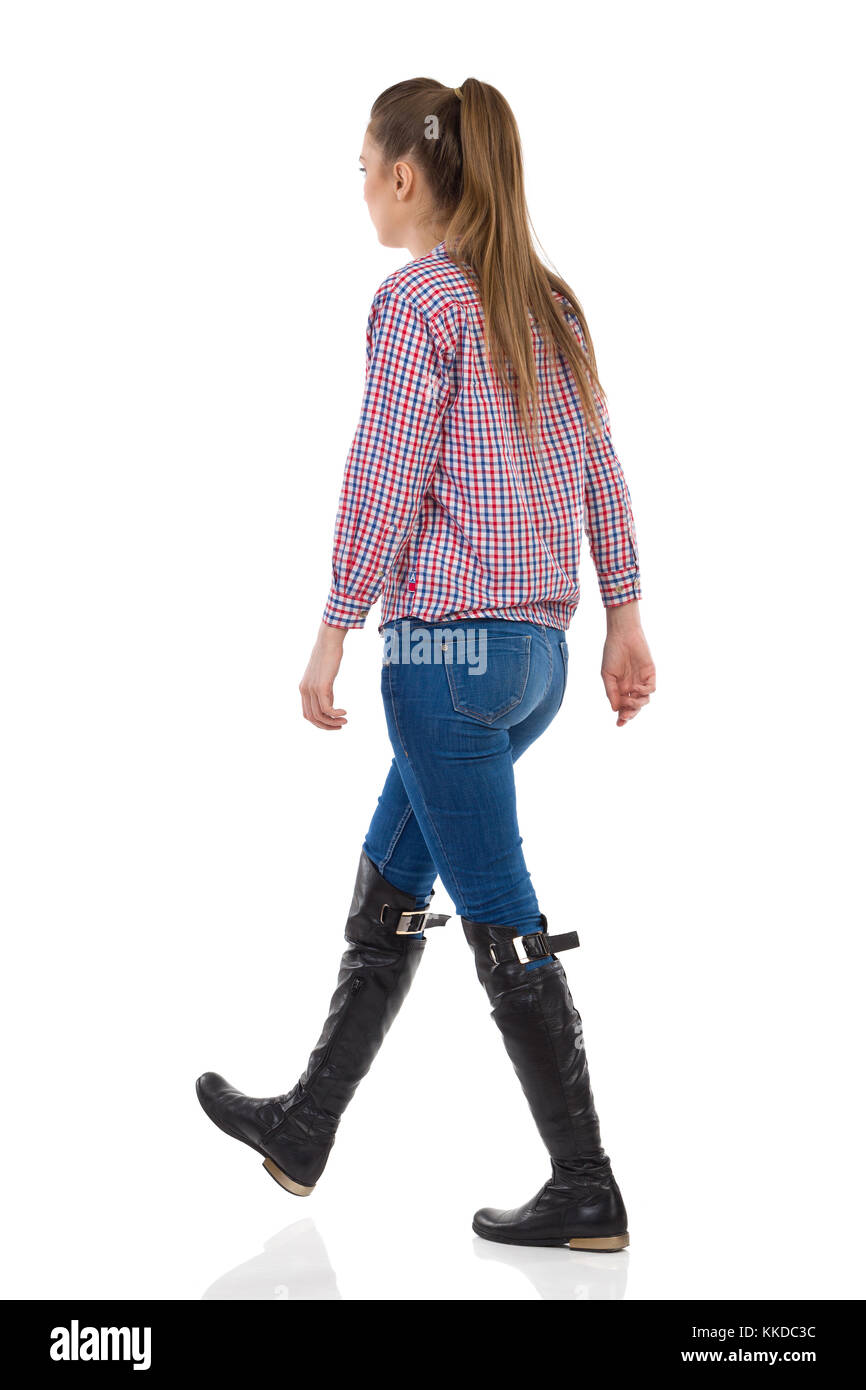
[196,851,449,1195]
[462,915,629,1250]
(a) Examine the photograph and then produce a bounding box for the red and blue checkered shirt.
[323,240,642,632]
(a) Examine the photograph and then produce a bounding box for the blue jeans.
[362,618,569,962]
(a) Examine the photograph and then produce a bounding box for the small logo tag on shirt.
[406,568,416,592]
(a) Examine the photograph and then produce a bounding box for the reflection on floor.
[202,1217,628,1301]
[202,1220,341,1301]
[473,1235,629,1300]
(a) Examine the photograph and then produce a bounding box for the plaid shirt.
[323,240,642,631]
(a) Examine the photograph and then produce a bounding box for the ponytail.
[369,76,608,444]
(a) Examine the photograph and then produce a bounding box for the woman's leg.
[196,848,445,1194]
[378,619,627,1251]
[194,666,460,1191]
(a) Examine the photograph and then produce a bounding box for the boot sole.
[473,1222,629,1251]
[261,1156,315,1197]
[196,1087,315,1197]
[568,1234,629,1251]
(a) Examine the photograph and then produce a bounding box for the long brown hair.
[368,76,607,444]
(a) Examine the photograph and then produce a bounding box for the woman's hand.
[299,622,349,730]
[601,601,656,727]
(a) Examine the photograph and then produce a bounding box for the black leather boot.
[196,851,449,1195]
[462,916,629,1250]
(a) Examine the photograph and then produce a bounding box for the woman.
[197,77,656,1252]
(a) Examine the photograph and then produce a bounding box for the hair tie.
[454,86,463,100]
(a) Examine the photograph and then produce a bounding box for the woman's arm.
[301,289,447,729]
[322,288,448,629]
[569,320,655,725]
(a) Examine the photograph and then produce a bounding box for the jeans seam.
[555,640,569,715]
[385,660,467,912]
[381,799,415,875]
[386,660,409,759]
[540,628,555,703]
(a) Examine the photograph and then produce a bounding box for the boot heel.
[568,1233,629,1251]
[262,1157,315,1197]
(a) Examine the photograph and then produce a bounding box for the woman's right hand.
[601,602,656,727]
[299,622,349,730]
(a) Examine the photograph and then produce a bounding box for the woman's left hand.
[601,602,656,728]
[299,623,349,730]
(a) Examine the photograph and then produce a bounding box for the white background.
[1,1,863,1301]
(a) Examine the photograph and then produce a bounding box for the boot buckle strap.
[380,904,451,935]
[490,928,580,966]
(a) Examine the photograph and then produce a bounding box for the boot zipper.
[299,975,365,1091]
[268,976,366,1135]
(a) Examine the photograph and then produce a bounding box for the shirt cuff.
[597,571,643,608]
[322,590,371,629]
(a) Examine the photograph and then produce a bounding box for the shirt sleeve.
[322,289,448,629]
[564,311,643,608]
[583,385,643,608]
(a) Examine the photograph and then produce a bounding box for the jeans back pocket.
[444,631,532,725]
